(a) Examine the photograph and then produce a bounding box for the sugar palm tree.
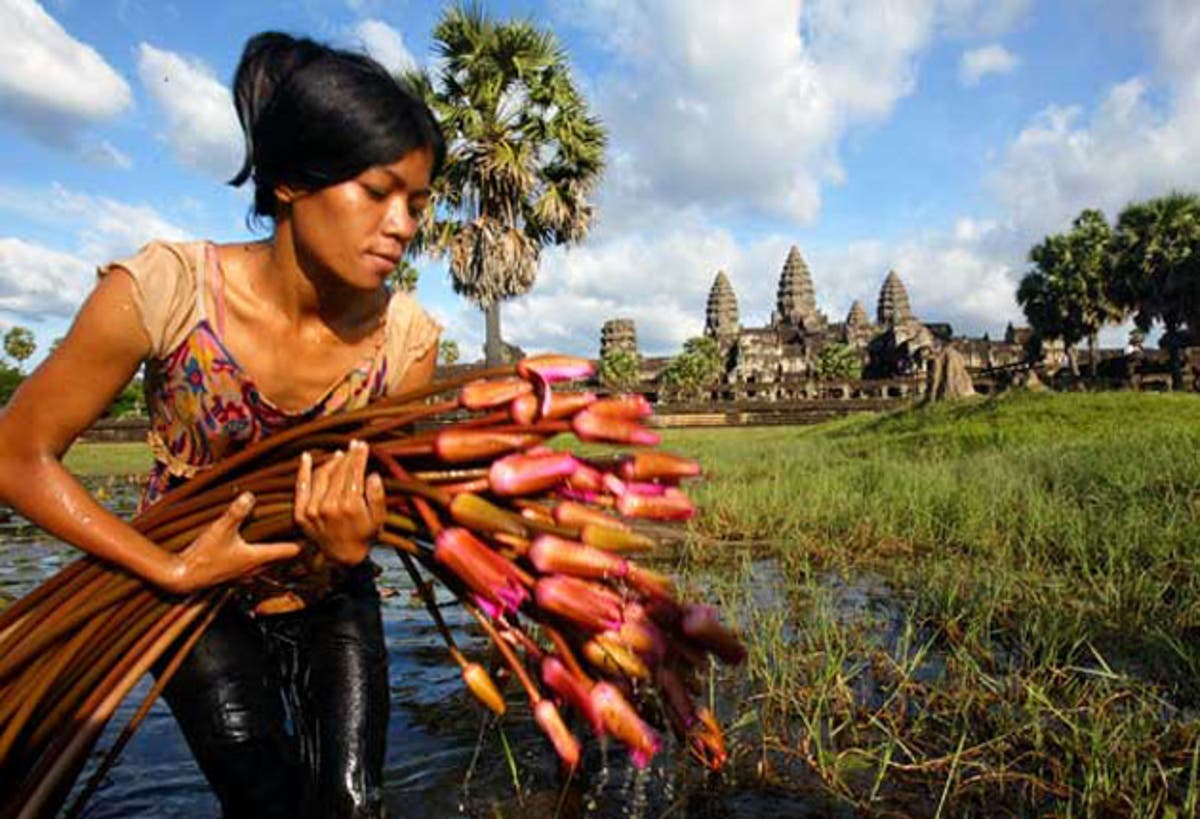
[410,4,606,365]
[1065,209,1120,377]
[1111,193,1200,387]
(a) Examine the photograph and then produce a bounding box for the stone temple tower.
[876,270,915,326]
[704,270,739,346]
[600,318,638,359]
[774,245,823,331]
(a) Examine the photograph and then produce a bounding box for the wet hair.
[228,31,444,220]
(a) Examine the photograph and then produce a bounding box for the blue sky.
[2,0,1198,364]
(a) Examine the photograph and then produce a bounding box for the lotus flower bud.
[434,528,529,616]
[614,616,665,661]
[623,481,668,497]
[552,501,630,533]
[511,391,597,426]
[626,565,675,598]
[492,532,530,555]
[519,504,556,525]
[534,699,581,770]
[461,378,533,410]
[449,494,528,537]
[619,451,702,482]
[587,394,653,420]
[616,492,696,521]
[572,409,660,446]
[591,682,661,768]
[489,452,578,496]
[602,473,627,497]
[584,635,650,680]
[566,462,606,493]
[541,657,604,736]
[580,524,654,554]
[688,707,729,770]
[462,663,507,716]
[434,429,541,463]
[681,604,747,665]
[518,354,596,385]
[535,576,623,632]
[529,534,628,580]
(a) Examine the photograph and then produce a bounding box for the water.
[1,479,847,818]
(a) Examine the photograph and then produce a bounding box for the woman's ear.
[274,183,302,205]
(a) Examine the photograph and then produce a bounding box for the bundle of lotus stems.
[0,356,745,818]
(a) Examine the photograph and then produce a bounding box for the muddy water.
[0,479,844,818]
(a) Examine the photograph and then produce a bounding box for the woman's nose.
[383,199,418,241]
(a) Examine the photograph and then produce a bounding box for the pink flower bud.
[566,462,606,493]
[587,394,653,420]
[534,699,581,770]
[434,429,541,463]
[460,378,533,410]
[623,481,668,497]
[616,492,696,521]
[535,575,624,632]
[541,657,604,736]
[619,452,703,482]
[591,682,660,768]
[518,354,596,384]
[529,534,628,580]
[584,635,650,680]
[681,604,747,665]
[489,452,578,496]
[572,409,660,446]
[552,501,630,533]
[434,528,529,616]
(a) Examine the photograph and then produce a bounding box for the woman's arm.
[0,270,299,594]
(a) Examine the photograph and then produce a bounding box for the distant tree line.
[1017,192,1200,384]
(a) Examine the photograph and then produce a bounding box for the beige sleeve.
[384,291,442,393]
[96,240,201,359]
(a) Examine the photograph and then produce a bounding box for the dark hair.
[229,31,445,220]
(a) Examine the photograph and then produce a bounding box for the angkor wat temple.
[600,245,1042,400]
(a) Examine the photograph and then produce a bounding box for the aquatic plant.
[0,356,743,817]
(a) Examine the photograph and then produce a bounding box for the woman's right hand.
[163,492,302,595]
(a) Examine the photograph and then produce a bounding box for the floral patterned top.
[98,240,441,513]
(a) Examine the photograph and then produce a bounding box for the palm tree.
[1065,209,1120,377]
[411,4,606,365]
[1018,233,1084,376]
[1111,193,1200,387]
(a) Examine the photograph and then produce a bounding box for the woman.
[0,31,444,818]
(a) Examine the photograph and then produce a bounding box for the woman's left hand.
[293,439,387,566]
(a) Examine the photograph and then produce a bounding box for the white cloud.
[0,237,91,317]
[0,0,132,147]
[348,19,417,74]
[136,43,242,180]
[78,139,133,170]
[958,44,1019,86]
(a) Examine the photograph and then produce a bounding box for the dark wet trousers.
[160,563,389,819]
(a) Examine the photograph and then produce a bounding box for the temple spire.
[846,300,868,327]
[775,245,818,327]
[876,270,915,326]
[704,270,739,344]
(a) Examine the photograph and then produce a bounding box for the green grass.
[62,441,152,477]
[671,391,1200,816]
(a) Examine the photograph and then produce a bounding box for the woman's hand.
[166,493,303,595]
[293,439,387,566]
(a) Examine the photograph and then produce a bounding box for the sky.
[2,0,1199,365]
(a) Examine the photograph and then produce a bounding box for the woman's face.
[283,146,434,291]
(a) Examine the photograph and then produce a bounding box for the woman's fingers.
[294,452,313,523]
[366,472,386,528]
[343,439,369,497]
[238,538,302,569]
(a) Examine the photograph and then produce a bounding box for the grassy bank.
[672,392,1200,816]
[62,441,152,477]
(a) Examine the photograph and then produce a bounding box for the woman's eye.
[363,184,389,200]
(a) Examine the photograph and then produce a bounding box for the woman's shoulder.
[382,289,441,389]
[97,239,208,358]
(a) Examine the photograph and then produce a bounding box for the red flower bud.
[462,663,507,716]
[518,354,596,384]
[616,492,696,521]
[619,451,703,482]
[534,699,581,770]
[587,394,653,420]
[460,377,533,410]
[681,604,746,665]
[535,575,624,632]
[572,409,660,446]
[584,635,650,680]
[529,534,628,580]
[541,657,604,736]
[434,528,529,616]
[434,429,541,463]
[591,682,660,768]
[566,462,606,493]
[489,452,578,496]
[552,501,630,532]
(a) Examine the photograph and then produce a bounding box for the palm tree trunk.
[1066,346,1079,378]
[1088,333,1098,380]
[485,302,503,366]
